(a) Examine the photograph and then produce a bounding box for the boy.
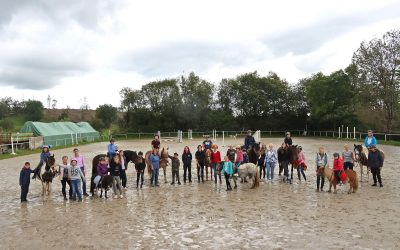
[135,152,146,188]
[20,162,34,202]
[368,145,384,187]
[69,158,86,202]
[58,156,72,200]
[169,153,181,185]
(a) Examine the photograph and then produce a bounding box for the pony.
[238,163,260,189]
[248,142,261,165]
[317,166,359,194]
[353,144,369,181]
[146,147,169,183]
[95,175,113,199]
[288,145,300,182]
[39,154,57,196]
[205,149,212,181]
[90,150,138,195]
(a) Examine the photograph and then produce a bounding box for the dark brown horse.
[288,145,300,182]
[248,142,261,165]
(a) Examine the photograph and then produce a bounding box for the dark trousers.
[21,184,29,201]
[371,168,382,184]
[172,168,180,184]
[258,158,265,179]
[224,173,232,190]
[344,162,353,170]
[197,163,204,182]
[136,171,144,187]
[183,164,192,182]
[317,166,325,190]
[282,160,289,179]
[212,163,222,183]
[279,162,283,175]
[61,178,72,198]
[297,166,306,181]
[334,170,340,183]
[121,169,127,188]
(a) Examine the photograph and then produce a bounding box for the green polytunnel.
[20,121,100,147]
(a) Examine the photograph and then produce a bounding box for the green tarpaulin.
[20,121,100,147]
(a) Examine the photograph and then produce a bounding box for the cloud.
[263,1,400,57]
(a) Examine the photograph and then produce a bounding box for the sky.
[0,0,400,109]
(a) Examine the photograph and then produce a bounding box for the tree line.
[119,30,400,133]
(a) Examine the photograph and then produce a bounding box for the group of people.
[19,129,385,202]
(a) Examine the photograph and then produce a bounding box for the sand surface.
[0,138,399,249]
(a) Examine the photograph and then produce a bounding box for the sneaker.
[380,184,383,187]
[372,183,377,187]
[113,195,118,198]
[119,195,123,198]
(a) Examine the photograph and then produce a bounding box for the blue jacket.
[244,135,255,149]
[150,154,160,169]
[39,152,52,165]
[107,143,117,155]
[364,136,377,148]
[222,161,233,175]
[20,167,33,185]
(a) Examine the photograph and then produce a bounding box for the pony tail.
[254,169,260,188]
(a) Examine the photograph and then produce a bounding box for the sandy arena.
[0,138,399,249]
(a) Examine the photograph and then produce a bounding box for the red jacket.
[211,151,221,163]
[333,157,344,171]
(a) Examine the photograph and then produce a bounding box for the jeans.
[266,162,276,180]
[183,163,192,182]
[21,184,29,201]
[71,179,82,199]
[121,169,127,188]
[297,165,306,181]
[61,178,72,198]
[112,176,122,195]
[171,168,180,183]
[197,162,204,182]
[80,167,87,194]
[151,167,159,185]
[371,167,382,184]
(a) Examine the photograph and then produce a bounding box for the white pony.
[237,163,260,189]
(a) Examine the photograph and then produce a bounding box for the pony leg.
[42,182,45,196]
[328,182,332,193]
[48,183,52,196]
[164,167,168,183]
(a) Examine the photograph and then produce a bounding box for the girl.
[342,144,354,170]
[195,145,205,183]
[297,146,307,181]
[35,145,52,178]
[264,143,277,182]
[118,150,128,188]
[211,145,222,184]
[135,152,146,188]
[315,147,328,192]
[150,148,160,187]
[182,146,192,183]
[222,156,233,191]
[333,153,343,184]
[258,144,266,179]
[58,156,72,200]
[69,158,85,202]
[109,155,123,198]
[94,157,109,188]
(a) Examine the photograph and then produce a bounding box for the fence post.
[222,131,225,147]
[385,134,387,141]
[353,127,356,139]
[338,127,341,138]
[10,137,16,155]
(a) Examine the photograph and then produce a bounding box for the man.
[244,130,255,150]
[202,135,213,151]
[364,130,377,149]
[72,148,89,196]
[284,132,293,146]
[368,145,384,187]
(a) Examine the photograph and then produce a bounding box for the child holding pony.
[222,156,233,191]
[135,152,146,188]
[296,146,307,181]
[20,162,34,202]
[315,147,328,192]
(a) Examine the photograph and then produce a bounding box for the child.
[264,143,278,182]
[94,157,109,187]
[195,145,205,183]
[258,144,266,179]
[182,146,192,183]
[222,156,233,191]
[150,149,160,186]
[109,155,123,198]
[69,158,86,202]
[169,153,181,185]
[107,139,117,159]
[58,156,72,200]
[118,150,128,188]
[211,145,222,184]
[135,152,146,188]
[19,162,34,202]
[33,145,52,179]
[368,145,384,187]
[297,146,307,181]
[333,153,343,184]
[315,147,328,192]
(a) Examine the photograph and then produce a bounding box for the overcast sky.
[1,0,400,109]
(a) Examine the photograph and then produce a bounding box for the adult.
[118,150,128,188]
[72,148,89,196]
[342,144,355,170]
[149,149,160,187]
[364,130,377,149]
[182,146,193,183]
[202,135,213,151]
[244,130,255,151]
[368,145,384,187]
[107,139,117,159]
[151,134,161,151]
[284,132,293,146]
[195,145,206,183]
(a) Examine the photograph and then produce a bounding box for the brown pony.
[288,145,300,182]
[317,166,359,194]
[205,149,212,181]
[146,147,169,183]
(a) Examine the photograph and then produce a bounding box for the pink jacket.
[235,150,243,162]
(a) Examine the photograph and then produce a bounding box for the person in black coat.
[135,152,146,188]
[182,146,193,183]
[195,145,206,183]
[368,145,384,187]
[20,162,34,202]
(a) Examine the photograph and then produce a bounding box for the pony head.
[46,154,55,167]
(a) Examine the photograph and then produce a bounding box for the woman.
[265,143,277,182]
[195,145,205,183]
[149,148,160,187]
[258,144,266,179]
[342,144,354,170]
[182,146,192,183]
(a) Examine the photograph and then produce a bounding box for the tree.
[352,30,400,132]
[51,99,57,109]
[0,102,8,119]
[0,117,14,131]
[23,100,44,121]
[96,104,117,128]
